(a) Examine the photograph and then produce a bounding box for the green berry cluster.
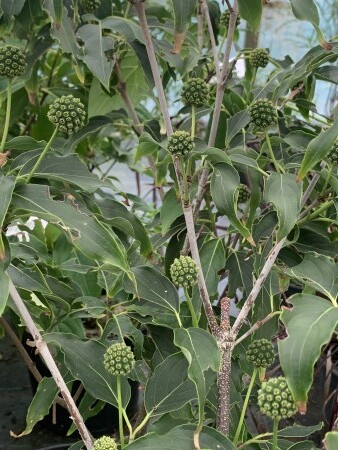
[170,255,198,288]
[246,339,275,368]
[103,342,135,376]
[249,48,269,68]
[167,130,195,157]
[181,78,209,106]
[327,138,338,165]
[47,94,86,135]
[249,99,276,129]
[80,0,101,13]
[0,45,27,79]
[93,436,118,450]
[237,184,250,203]
[220,10,241,29]
[258,376,297,420]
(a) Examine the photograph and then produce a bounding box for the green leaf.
[283,253,338,303]
[298,111,338,180]
[174,328,220,441]
[7,265,51,294]
[0,174,15,229]
[144,353,196,415]
[237,0,262,32]
[20,153,102,192]
[170,0,196,53]
[95,198,153,257]
[278,422,323,438]
[135,132,162,162]
[264,173,302,240]
[211,163,254,244]
[14,377,58,437]
[278,294,338,410]
[45,332,131,407]
[314,66,338,84]
[0,269,9,316]
[4,136,46,152]
[131,266,181,327]
[77,23,115,91]
[324,432,338,450]
[12,185,130,273]
[290,0,319,25]
[125,424,235,449]
[225,109,250,146]
[160,188,182,234]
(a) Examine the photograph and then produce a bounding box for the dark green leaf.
[144,353,196,415]
[211,163,254,244]
[264,173,302,240]
[225,109,250,146]
[0,269,9,316]
[314,66,338,84]
[278,422,323,438]
[279,294,338,409]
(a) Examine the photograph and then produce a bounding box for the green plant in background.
[0,0,338,450]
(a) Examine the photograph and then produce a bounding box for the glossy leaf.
[125,424,235,449]
[278,294,338,410]
[211,163,254,244]
[77,23,115,91]
[174,328,220,440]
[237,0,262,32]
[0,269,9,316]
[14,377,58,437]
[160,188,182,234]
[283,253,338,303]
[144,353,196,415]
[171,0,196,53]
[45,332,131,407]
[278,422,323,438]
[298,111,338,179]
[0,174,15,229]
[225,109,250,146]
[20,153,102,192]
[12,185,130,273]
[264,173,302,240]
[324,432,338,450]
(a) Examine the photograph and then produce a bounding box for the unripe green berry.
[80,0,101,13]
[246,339,275,368]
[170,255,198,288]
[167,130,195,157]
[237,184,250,203]
[258,376,296,420]
[47,94,86,135]
[249,48,269,68]
[220,10,241,29]
[103,342,135,376]
[93,436,118,450]
[181,78,209,106]
[249,98,276,129]
[0,45,27,79]
[327,138,338,165]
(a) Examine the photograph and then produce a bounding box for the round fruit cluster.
[47,94,86,135]
[249,48,269,68]
[246,339,275,368]
[170,255,198,288]
[237,184,250,203]
[167,130,195,157]
[220,10,241,29]
[93,436,117,450]
[327,138,338,165]
[258,376,297,420]
[249,99,276,129]
[80,0,101,13]
[0,45,27,78]
[181,78,209,106]
[103,342,135,376]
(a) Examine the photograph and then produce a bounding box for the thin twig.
[197,3,204,51]
[182,0,239,255]
[234,311,281,346]
[231,238,286,337]
[134,0,218,334]
[200,0,220,81]
[301,173,320,208]
[8,280,93,450]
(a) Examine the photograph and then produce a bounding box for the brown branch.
[8,281,93,450]
[200,0,220,81]
[181,0,239,256]
[234,312,281,346]
[133,0,218,335]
